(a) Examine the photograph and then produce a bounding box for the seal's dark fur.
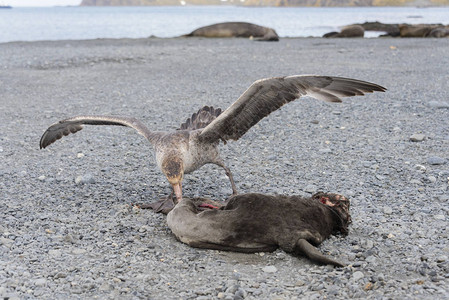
[167,192,351,267]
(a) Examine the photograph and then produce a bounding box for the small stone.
[415,164,426,172]
[75,174,95,184]
[262,265,277,273]
[353,271,364,281]
[48,249,61,257]
[234,288,246,300]
[428,101,449,109]
[410,179,423,185]
[304,184,317,193]
[410,133,425,142]
[427,176,437,183]
[54,272,67,279]
[437,255,448,263]
[427,157,446,165]
[295,280,305,286]
[34,278,47,286]
[38,175,46,181]
[366,256,376,263]
[376,174,385,180]
[383,207,393,214]
[72,248,87,255]
[0,237,14,248]
[434,214,445,220]
[99,283,113,291]
[319,148,332,153]
[362,161,372,168]
[217,292,225,299]
[77,152,85,158]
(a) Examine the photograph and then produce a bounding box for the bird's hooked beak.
[162,157,184,204]
[171,182,183,203]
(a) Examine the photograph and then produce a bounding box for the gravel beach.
[1,37,448,299]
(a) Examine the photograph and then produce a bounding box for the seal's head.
[161,156,184,203]
[313,192,352,235]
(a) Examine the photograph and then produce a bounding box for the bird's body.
[40,75,386,206]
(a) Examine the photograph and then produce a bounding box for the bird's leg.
[215,160,238,195]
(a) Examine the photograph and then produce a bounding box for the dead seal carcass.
[167,192,351,267]
[182,22,279,41]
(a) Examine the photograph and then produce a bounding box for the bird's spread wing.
[198,75,386,143]
[39,115,155,149]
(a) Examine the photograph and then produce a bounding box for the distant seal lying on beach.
[323,25,364,38]
[166,192,351,267]
[182,22,279,41]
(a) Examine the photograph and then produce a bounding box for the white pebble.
[434,215,445,220]
[72,248,87,255]
[428,176,437,183]
[353,271,364,281]
[34,278,47,286]
[262,265,277,273]
[410,133,425,142]
[383,207,393,215]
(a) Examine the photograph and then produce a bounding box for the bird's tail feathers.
[178,106,222,130]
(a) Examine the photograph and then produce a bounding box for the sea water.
[1,5,448,43]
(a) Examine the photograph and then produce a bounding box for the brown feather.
[198,75,386,143]
[39,116,155,149]
[178,106,222,131]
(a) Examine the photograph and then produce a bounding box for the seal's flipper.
[136,197,176,214]
[295,238,345,267]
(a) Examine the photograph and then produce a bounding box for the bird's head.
[162,156,184,203]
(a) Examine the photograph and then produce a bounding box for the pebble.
[38,175,46,181]
[383,207,393,214]
[34,278,47,286]
[353,271,365,281]
[0,237,14,248]
[304,184,317,193]
[410,179,422,185]
[410,133,425,142]
[427,176,437,183]
[428,101,449,109]
[48,249,62,257]
[415,164,426,172]
[437,255,448,263]
[366,256,377,263]
[72,248,87,255]
[434,215,445,220]
[427,157,446,165]
[319,148,332,153]
[75,174,95,184]
[262,266,278,273]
